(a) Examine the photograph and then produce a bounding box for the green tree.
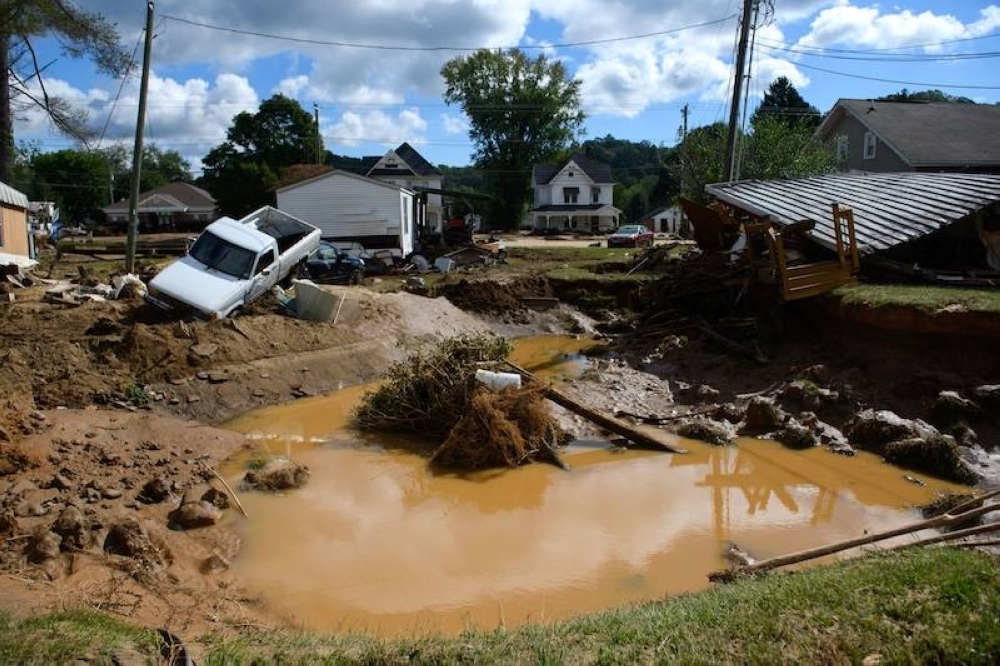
[199,94,319,216]
[878,88,975,104]
[1,1,130,181]
[750,77,821,129]
[742,115,835,181]
[104,143,192,201]
[678,122,727,203]
[29,148,109,222]
[442,49,584,229]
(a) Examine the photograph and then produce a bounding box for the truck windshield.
[189,232,256,279]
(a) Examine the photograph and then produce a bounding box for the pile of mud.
[434,276,551,316]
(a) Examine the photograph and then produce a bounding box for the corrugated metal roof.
[0,181,29,209]
[705,172,1000,253]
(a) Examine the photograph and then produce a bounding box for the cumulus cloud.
[441,113,469,135]
[328,108,428,148]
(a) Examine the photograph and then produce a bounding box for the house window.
[385,159,398,168]
[563,187,579,204]
[836,135,848,161]
[591,187,600,204]
[568,170,574,178]
[863,132,877,160]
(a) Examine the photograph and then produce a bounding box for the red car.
[607,224,654,248]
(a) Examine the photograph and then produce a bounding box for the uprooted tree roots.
[354,334,568,469]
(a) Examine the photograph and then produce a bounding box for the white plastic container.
[474,369,522,391]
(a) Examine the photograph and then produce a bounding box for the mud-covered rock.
[883,435,980,485]
[972,384,1000,410]
[800,412,855,455]
[104,518,163,565]
[200,553,231,574]
[742,397,786,434]
[168,500,222,530]
[712,403,744,424]
[930,391,979,427]
[201,487,231,510]
[773,420,818,450]
[797,364,831,385]
[243,459,310,491]
[27,529,62,562]
[677,419,735,446]
[781,380,839,410]
[138,477,172,504]
[51,505,88,551]
[680,384,720,405]
[842,409,938,455]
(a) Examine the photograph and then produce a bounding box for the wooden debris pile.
[354,334,568,470]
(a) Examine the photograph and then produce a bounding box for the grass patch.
[506,246,634,263]
[0,609,157,664]
[835,283,1000,313]
[546,266,653,283]
[5,548,999,663]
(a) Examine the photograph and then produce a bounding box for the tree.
[199,94,319,216]
[742,115,835,181]
[677,122,727,203]
[103,143,192,201]
[2,1,130,182]
[750,77,821,129]
[442,49,584,229]
[878,88,975,104]
[29,148,109,223]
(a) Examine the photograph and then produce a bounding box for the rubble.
[773,420,818,450]
[842,409,938,455]
[883,436,980,485]
[930,391,979,427]
[676,419,736,446]
[741,397,787,434]
[243,458,310,491]
[168,497,223,530]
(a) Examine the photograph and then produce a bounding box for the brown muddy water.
[223,336,964,636]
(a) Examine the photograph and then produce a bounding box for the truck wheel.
[350,269,362,285]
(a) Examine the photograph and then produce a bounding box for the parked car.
[304,240,365,284]
[607,224,655,248]
[146,206,320,319]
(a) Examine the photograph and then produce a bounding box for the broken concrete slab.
[290,279,340,322]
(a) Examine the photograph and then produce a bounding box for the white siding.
[277,173,414,253]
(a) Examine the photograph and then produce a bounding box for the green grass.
[835,283,1000,313]
[546,266,653,283]
[4,548,999,664]
[0,609,157,664]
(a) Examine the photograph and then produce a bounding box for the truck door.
[245,248,277,303]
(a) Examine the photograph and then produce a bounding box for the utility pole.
[724,0,756,183]
[125,1,155,274]
[314,103,322,164]
[680,103,689,197]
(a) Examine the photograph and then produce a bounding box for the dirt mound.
[435,276,550,316]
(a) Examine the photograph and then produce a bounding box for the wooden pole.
[504,360,687,454]
[724,0,756,182]
[125,1,155,274]
[205,465,249,519]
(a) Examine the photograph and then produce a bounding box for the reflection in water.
[223,338,962,636]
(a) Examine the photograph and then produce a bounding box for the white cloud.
[328,108,428,148]
[441,113,469,135]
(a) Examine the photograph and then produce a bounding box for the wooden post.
[845,207,860,271]
[831,203,846,269]
[125,1,155,275]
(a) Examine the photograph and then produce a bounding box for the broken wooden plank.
[504,360,687,454]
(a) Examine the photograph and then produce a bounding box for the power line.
[160,13,737,51]
[757,31,1000,55]
[95,25,145,150]
[757,41,1000,62]
[791,60,1000,90]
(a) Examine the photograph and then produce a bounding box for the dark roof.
[102,181,215,213]
[705,172,1000,253]
[364,142,441,178]
[530,203,609,212]
[819,99,1000,167]
[533,153,614,185]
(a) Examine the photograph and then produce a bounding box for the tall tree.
[878,88,976,104]
[750,76,821,129]
[104,143,192,202]
[199,94,319,216]
[742,115,835,181]
[442,49,584,229]
[1,1,130,182]
[29,148,109,222]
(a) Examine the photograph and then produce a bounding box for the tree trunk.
[0,32,12,184]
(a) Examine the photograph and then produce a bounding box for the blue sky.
[14,0,1000,174]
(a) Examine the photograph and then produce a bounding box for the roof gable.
[820,99,1000,167]
[365,142,441,178]
[102,181,215,213]
[533,153,614,185]
[275,168,414,195]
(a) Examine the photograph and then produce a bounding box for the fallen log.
[709,487,1000,582]
[504,360,687,454]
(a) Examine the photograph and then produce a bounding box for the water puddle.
[223,337,963,636]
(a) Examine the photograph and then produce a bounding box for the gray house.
[816,99,1000,174]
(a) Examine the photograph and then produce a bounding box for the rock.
[0,512,19,535]
[186,395,201,404]
[842,409,938,455]
[681,384,720,405]
[137,477,171,504]
[883,435,980,485]
[102,487,123,500]
[781,380,839,409]
[972,384,1000,410]
[104,518,161,564]
[676,419,735,446]
[201,487,230,510]
[51,505,88,551]
[251,388,266,398]
[797,364,831,385]
[206,372,228,384]
[742,397,786,433]
[8,478,37,496]
[929,391,979,427]
[773,420,818,450]
[28,410,46,422]
[48,474,73,491]
[711,403,744,424]
[243,458,311,491]
[800,412,854,455]
[168,500,222,530]
[189,343,218,359]
[200,553,231,574]
[947,423,979,449]
[27,530,62,562]
[196,371,210,380]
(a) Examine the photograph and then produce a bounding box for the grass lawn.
[3,548,999,664]
[835,283,1000,314]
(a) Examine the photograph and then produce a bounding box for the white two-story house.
[530,154,620,232]
[363,142,444,236]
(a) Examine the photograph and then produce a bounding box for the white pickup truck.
[146,206,321,319]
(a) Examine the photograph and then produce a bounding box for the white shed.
[276,170,417,257]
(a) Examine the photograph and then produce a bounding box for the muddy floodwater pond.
[223,337,963,636]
